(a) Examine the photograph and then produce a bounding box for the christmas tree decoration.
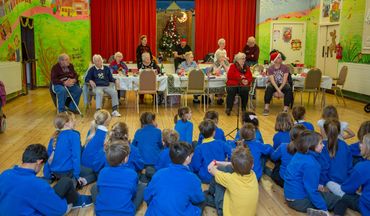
[159,15,181,57]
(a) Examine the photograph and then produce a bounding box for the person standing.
[243,37,259,67]
[136,35,153,68]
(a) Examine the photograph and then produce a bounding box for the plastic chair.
[136,69,158,113]
[185,69,207,112]
[332,66,348,106]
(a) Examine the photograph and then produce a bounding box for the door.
[271,22,306,64]
[20,16,36,89]
[316,25,339,77]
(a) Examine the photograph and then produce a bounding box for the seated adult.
[176,51,198,75]
[138,52,161,74]
[85,54,121,117]
[214,38,229,62]
[51,53,82,113]
[243,36,259,67]
[109,52,128,101]
[225,52,252,115]
[173,38,191,70]
[213,51,230,105]
[136,35,153,68]
[263,51,293,116]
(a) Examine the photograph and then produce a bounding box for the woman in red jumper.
[225,52,252,115]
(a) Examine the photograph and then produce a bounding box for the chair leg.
[203,94,206,112]
[300,91,303,105]
[340,89,346,106]
[156,93,158,113]
[185,93,187,107]
[313,91,317,105]
[334,89,340,104]
[308,92,311,105]
[137,93,139,114]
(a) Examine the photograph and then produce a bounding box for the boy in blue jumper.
[284,130,341,215]
[144,141,205,216]
[197,110,226,146]
[273,112,293,149]
[349,120,370,165]
[155,129,179,171]
[190,120,231,183]
[174,107,193,145]
[292,106,314,131]
[92,140,145,216]
[235,111,264,143]
[0,144,92,215]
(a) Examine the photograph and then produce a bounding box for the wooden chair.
[185,69,207,112]
[248,78,257,110]
[136,69,158,113]
[294,68,322,105]
[332,66,348,106]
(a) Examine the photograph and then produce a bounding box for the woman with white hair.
[176,51,198,75]
[225,52,252,115]
[214,38,229,62]
[139,52,161,74]
[85,54,121,117]
[213,51,229,105]
[109,52,129,101]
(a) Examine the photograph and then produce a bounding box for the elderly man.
[51,53,82,113]
[242,36,260,67]
[173,38,192,70]
[85,54,121,117]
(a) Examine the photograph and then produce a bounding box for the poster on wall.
[283,27,292,42]
[320,0,342,24]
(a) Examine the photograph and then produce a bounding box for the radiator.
[338,62,370,96]
[0,62,22,95]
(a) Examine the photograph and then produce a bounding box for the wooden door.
[316,25,339,77]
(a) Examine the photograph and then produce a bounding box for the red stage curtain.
[90,0,157,61]
[195,0,256,61]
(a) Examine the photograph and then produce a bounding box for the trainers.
[111,110,121,117]
[72,195,93,209]
[263,109,269,116]
[307,208,329,216]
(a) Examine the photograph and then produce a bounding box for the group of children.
[0,104,369,216]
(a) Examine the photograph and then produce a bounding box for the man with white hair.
[51,53,82,113]
[242,36,259,66]
[85,54,121,117]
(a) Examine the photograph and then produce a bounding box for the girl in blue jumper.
[320,119,353,197]
[292,106,314,131]
[81,109,111,173]
[349,120,370,165]
[284,130,342,215]
[273,112,293,149]
[235,111,264,143]
[174,107,193,145]
[197,110,226,145]
[155,129,179,171]
[271,124,306,187]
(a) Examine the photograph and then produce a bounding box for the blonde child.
[155,129,179,170]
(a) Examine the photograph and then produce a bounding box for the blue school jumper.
[197,127,226,146]
[132,124,162,165]
[95,164,138,216]
[245,139,273,180]
[43,129,81,179]
[144,164,204,216]
[319,139,353,184]
[235,129,264,143]
[273,131,290,149]
[341,160,370,216]
[0,166,67,215]
[190,138,231,183]
[82,126,108,170]
[174,120,193,145]
[271,142,294,180]
[155,147,171,171]
[295,120,315,131]
[284,151,328,210]
[349,142,361,157]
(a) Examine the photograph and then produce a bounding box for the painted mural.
[0,0,91,86]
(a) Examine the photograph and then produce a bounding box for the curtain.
[90,0,157,61]
[195,0,256,61]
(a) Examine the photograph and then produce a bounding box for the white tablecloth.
[114,75,168,91]
[172,74,227,88]
[253,74,333,89]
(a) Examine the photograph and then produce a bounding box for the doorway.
[316,25,339,77]
[20,16,37,90]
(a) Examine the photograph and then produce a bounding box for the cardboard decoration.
[291,39,302,51]
[283,27,292,42]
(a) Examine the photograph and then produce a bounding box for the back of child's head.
[241,111,259,128]
[170,141,193,164]
[140,112,156,127]
[292,106,306,122]
[361,133,370,160]
[199,119,216,139]
[107,122,129,143]
[322,105,339,120]
[54,111,74,130]
[239,123,256,141]
[296,130,322,153]
[231,146,253,175]
[105,140,130,167]
[357,121,370,142]
[174,107,191,123]
[87,109,111,143]
[324,118,341,157]
[275,112,293,132]
[204,110,219,124]
[22,144,48,164]
[162,129,179,148]
[287,124,306,154]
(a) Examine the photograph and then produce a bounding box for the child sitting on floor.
[235,111,264,143]
[197,110,226,145]
[155,129,179,171]
[292,106,314,131]
[273,112,293,149]
[349,120,370,165]
[174,107,193,145]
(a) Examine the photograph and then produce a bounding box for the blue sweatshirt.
[132,124,162,165]
[273,131,290,149]
[295,120,315,131]
[43,129,81,179]
[85,65,115,86]
[319,139,353,184]
[271,142,294,180]
[197,127,226,146]
[190,138,231,183]
[144,164,204,216]
[82,127,107,171]
[235,129,264,144]
[155,147,171,171]
[284,151,328,210]
[174,120,193,145]
[95,164,138,216]
[245,139,273,180]
[0,166,67,215]
[349,141,362,157]
[341,160,370,216]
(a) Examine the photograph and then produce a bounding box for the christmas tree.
[159,15,180,57]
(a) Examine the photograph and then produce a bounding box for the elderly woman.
[136,35,153,68]
[109,52,128,101]
[85,54,121,117]
[176,51,198,75]
[139,52,161,74]
[213,51,229,105]
[243,36,260,66]
[214,38,229,62]
[225,52,252,115]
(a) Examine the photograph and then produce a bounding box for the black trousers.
[264,84,293,107]
[271,161,284,188]
[174,58,185,70]
[53,177,79,204]
[226,86,249,111]
[333,194,360,216]
[287,191,341,213]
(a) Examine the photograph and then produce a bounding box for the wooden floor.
[0,88,366,216]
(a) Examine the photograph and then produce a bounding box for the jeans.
[53,177,79,204]
[287,191,341,213]
[264,83,293,107]
[53,84,82,113]
[226,86,249,111]
[93,83,118,110]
